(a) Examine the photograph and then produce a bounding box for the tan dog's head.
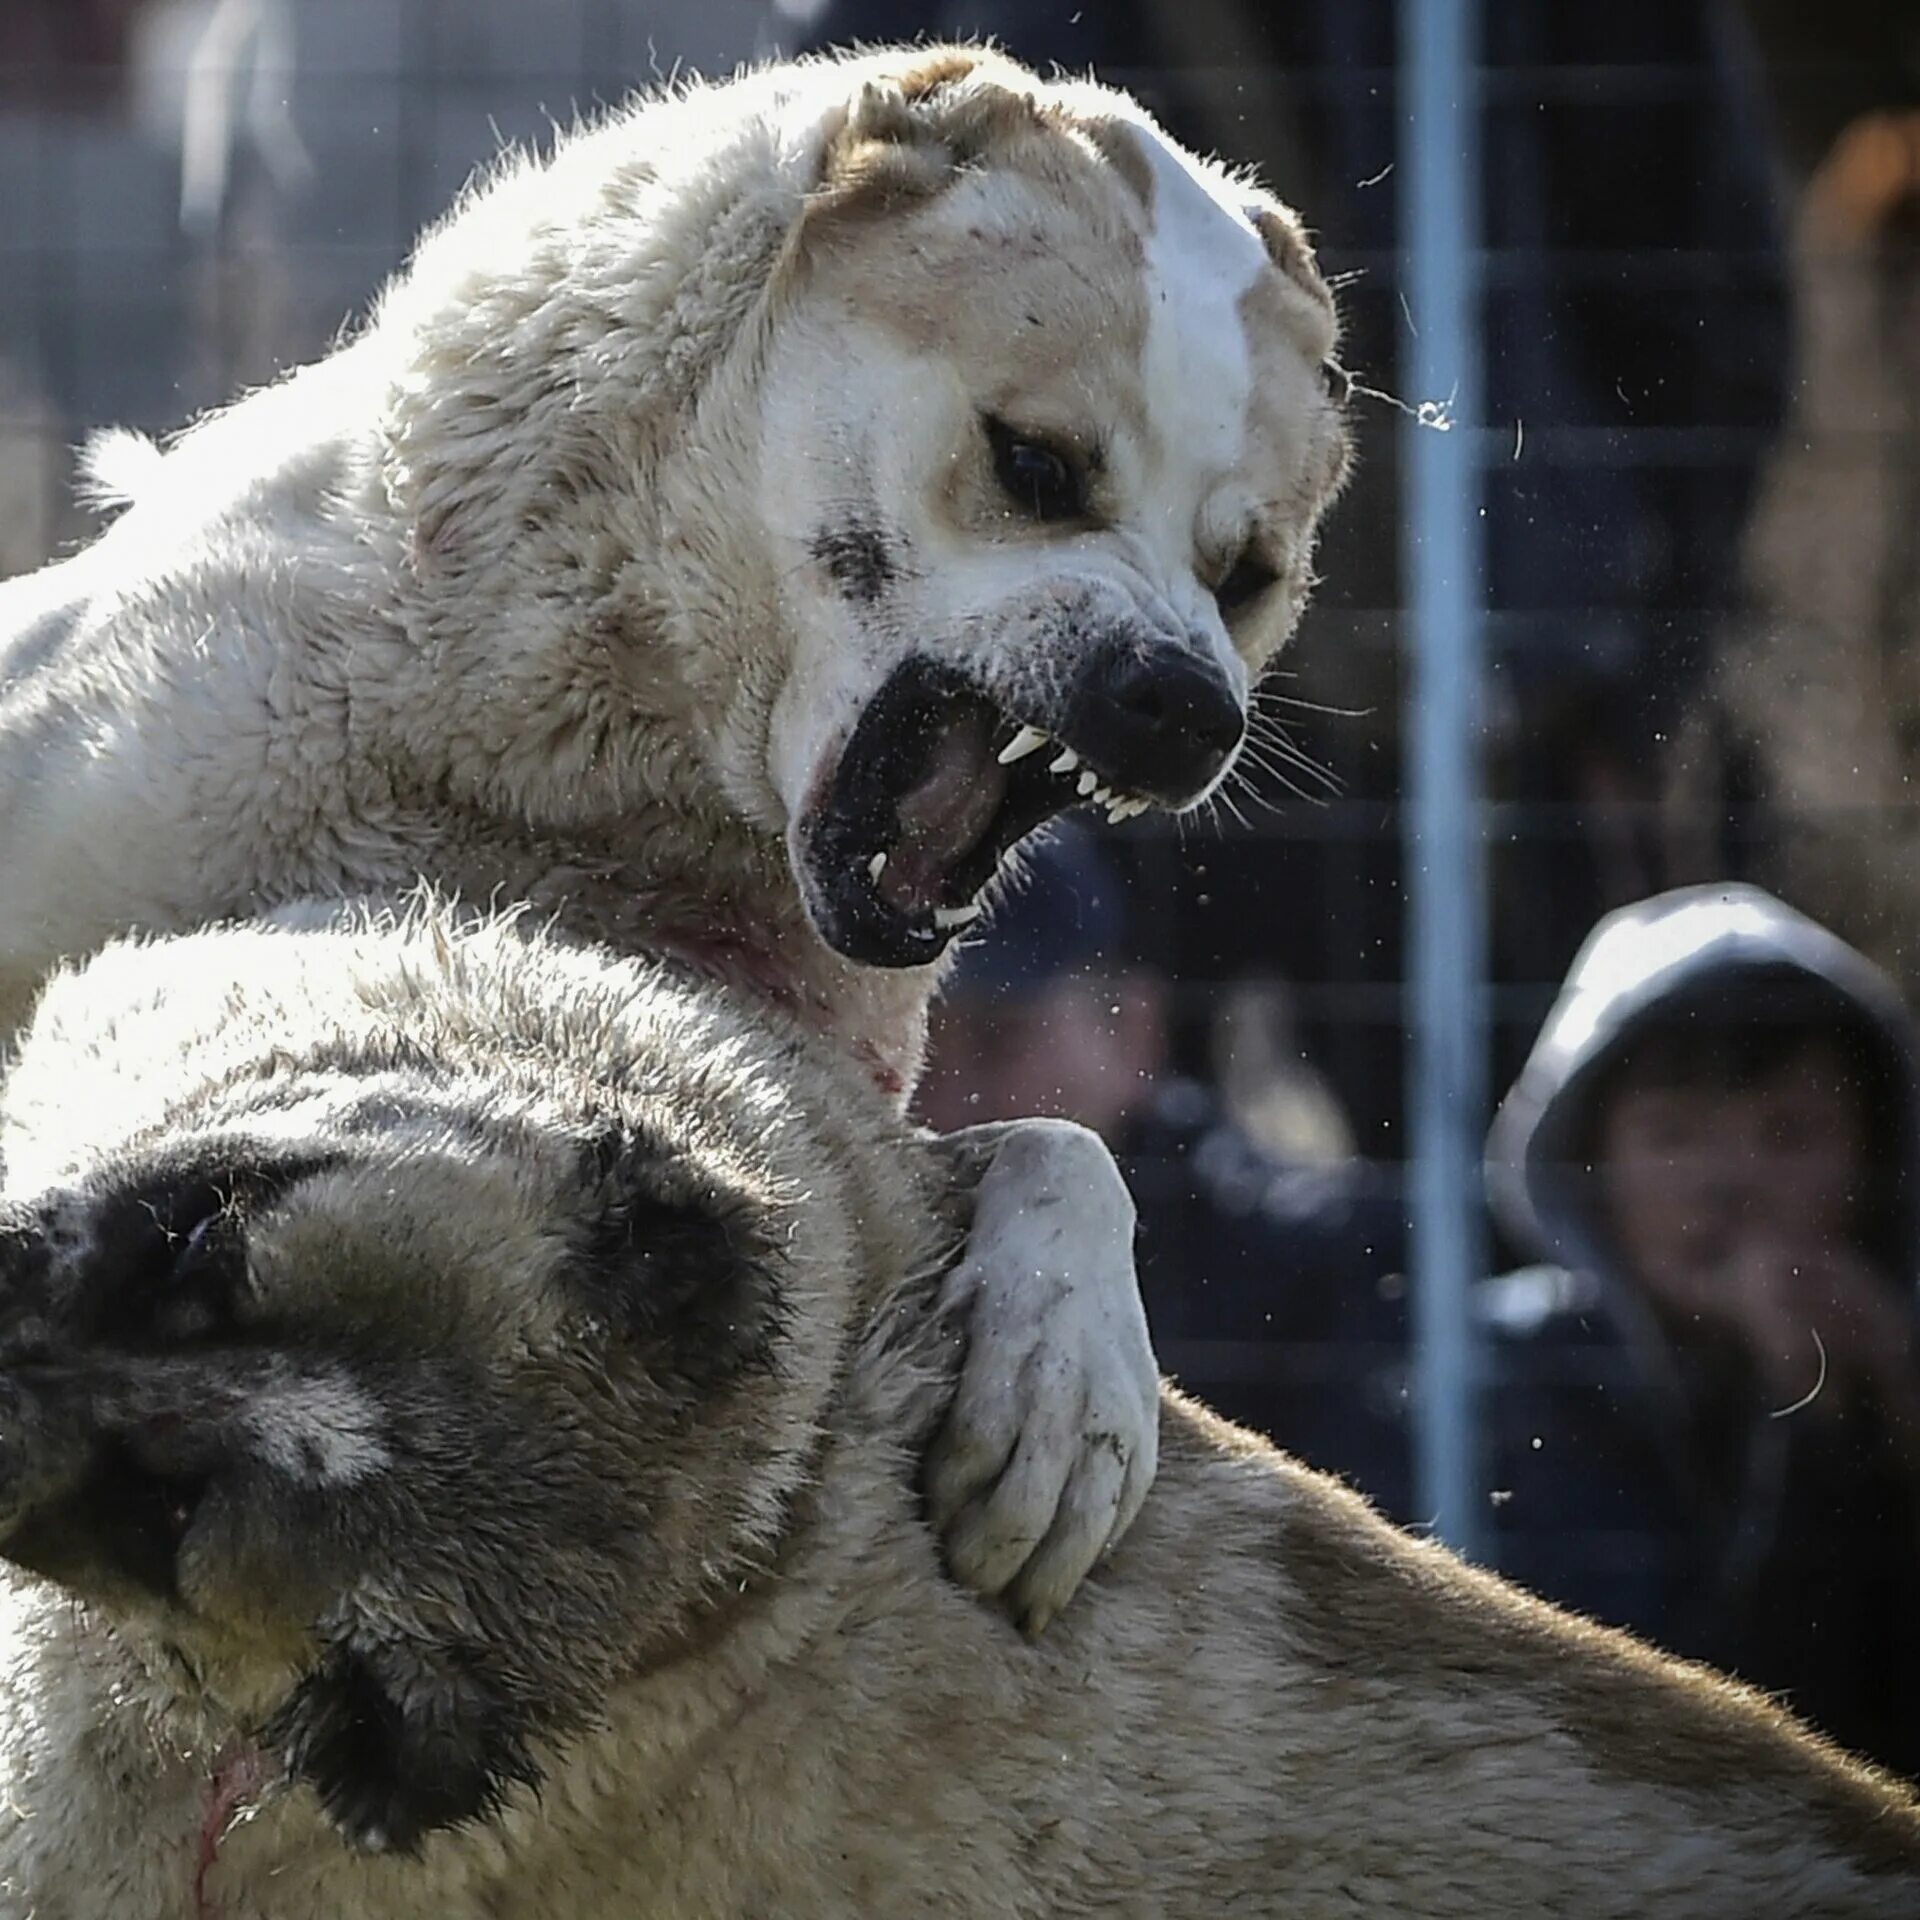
[752,51,1352,964]
[0,917,895,1855]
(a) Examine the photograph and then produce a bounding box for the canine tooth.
[997,724,1049,765]
[867,852,888,881]
[1076,770,1099,797]
[1049,747,1080,775]
[933,902,983,929]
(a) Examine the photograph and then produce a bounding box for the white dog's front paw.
[923,1118,1158,1636]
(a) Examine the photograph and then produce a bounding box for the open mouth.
[797,660,1161,968]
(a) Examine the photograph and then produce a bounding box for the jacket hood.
[1485,884,1920,1292]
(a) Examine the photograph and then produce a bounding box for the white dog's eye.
[982,415,1088,524]
[1214,550,1278,618]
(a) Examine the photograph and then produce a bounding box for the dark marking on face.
[0,1205,54,1334]
[572,1128,788,1402]
[809,523,897,605]
[270,1642,540,1854]
[69,1151,344,1351]
[2,1437,209,1602]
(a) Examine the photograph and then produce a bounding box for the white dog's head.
[749,53,1351,964]
[376,48,1349,973]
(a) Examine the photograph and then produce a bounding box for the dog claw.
[998,725,1050,765]
[867,852,888,881]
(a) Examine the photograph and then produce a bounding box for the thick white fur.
[0,46,1348,1625]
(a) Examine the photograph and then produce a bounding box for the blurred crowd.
[893,0,1920,1781]
[4,0,1920,1783]
[933,830,1920,1779]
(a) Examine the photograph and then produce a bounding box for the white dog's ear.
[805,48,1046,220]
[1244,200,1340,333]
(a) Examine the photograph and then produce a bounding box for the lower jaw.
[628,875,936,1091]
[799,893,956,971]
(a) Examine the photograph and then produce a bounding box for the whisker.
[1238,750,1331,801]
[1266,741,1343,792]
[1240,726,1343,795]
[1251,685,1372,721]
[1228,752,1325,810]
[1213,784,1254,833]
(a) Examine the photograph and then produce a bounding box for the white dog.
[0,46,1351,1630]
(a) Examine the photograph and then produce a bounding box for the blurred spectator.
[1674,108,1920,994]
[916,823,1157,1147]
[1212,978,1356,1169]
[1470,1,1793,1048]
[920,825,1415,1518]
[1481,883,1920,1777]
[0,0,142,110]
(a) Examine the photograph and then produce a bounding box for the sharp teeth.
[997,724,1049,765]
[933,903,983,930]
[1076,769,1099,797]
[1049,747,1080,775]
[1122,797,1152,822]
[1105,798,1127,824]
[867,852,888,882]
[1092,784,1115,808]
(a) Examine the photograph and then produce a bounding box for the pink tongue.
[876,710,1007,915]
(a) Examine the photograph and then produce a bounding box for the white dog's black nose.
[1062,640,1245,805]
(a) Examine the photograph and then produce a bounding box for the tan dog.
[0,45,1351,1631]
[0,904,1913,1919]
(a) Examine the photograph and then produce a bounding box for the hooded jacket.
[1481,883,1920,1777]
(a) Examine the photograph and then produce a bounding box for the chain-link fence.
[5,0,1920,1773]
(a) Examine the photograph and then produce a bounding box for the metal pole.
[1399,0,1487,1559]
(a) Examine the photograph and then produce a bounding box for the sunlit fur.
[0,45,1349,1089]
[0,904,1912,1916]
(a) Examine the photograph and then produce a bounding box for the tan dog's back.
[512,1394,1918,1917]
[0,910,1914,1916]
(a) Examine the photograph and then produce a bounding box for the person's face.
[916,974,1165,1141]
[1595,1037,1869,1306]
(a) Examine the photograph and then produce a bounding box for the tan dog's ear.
[270,1640,542,1855]
[807,48,1045,221]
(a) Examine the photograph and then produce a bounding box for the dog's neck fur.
[334,130,946,1098]
[174,321,942,1100]
[339,607,941,1100]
